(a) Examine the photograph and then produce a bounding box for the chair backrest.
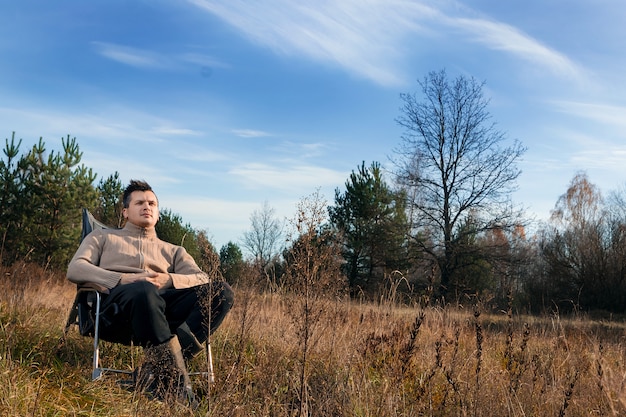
[81,208,111,242]
[71,209,115,336]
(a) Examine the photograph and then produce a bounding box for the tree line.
[3,69,626,315]
[240,70,626,315]
[0,134,217,270]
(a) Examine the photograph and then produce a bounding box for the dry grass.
[2,262,626,416]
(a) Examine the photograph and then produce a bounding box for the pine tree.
[329,161,409,297]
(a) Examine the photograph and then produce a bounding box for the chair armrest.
[77,283,111,294]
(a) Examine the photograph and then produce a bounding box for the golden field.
[2,262,626,417]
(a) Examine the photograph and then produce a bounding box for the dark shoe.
[134,361,160,400]
[181,385,199,410]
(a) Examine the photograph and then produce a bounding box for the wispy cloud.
[570,147,626,171]
[272,141,330,158]
[450,17,584,82]
[0,105,209,148]
[0,106,142,142]
[188,0,585,87]
[232,129,271,138]
[168,196,258,227]
[229,162,347,192]
[179,52,230,69]
[151,126,202,136]
[551,101,626,129]
[92,42,164,69]
[174,148,229,163]
[187,0,436,87]
[81,150,182,186]
[92,41,228,73]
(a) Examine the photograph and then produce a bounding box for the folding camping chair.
[64,208,215,383]
[63,208,134,381]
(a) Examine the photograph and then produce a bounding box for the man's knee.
[219,281,235,310]
[99,281,168,345]
[195,281,234,308]
[120,281,165,313]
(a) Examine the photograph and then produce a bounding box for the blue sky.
[1,1,625,250]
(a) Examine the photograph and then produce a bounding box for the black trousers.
[98,280,234,348]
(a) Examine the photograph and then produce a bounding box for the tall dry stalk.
[473,308,483,389]
[558,370,579,417]
[282,190,346,416]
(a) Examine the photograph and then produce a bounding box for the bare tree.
[394,69,526,297]
[539,172,618,312]
[551,171,603,228]
[241,200,283,269]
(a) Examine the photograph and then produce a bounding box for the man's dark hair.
[123,180,155,208]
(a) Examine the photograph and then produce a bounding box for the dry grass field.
[2,262,626,416]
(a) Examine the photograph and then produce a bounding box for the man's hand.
[119,270,173,290]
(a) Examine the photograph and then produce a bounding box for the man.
[67,179,234,405]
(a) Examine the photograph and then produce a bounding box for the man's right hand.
[119,270,158,286]
[119,270,173,290]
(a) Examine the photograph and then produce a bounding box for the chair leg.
[92,292,103,381]
[207,341,215,384]
[187,340,215,384]
[69,288,134,381]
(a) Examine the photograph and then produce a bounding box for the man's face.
[123,190,159,228]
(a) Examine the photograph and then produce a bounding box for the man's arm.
[168,246,212,289]
[67,232,123,289]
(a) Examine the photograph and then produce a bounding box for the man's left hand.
[144,270,173,290]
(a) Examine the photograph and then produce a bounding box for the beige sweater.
[67,222,209,291]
